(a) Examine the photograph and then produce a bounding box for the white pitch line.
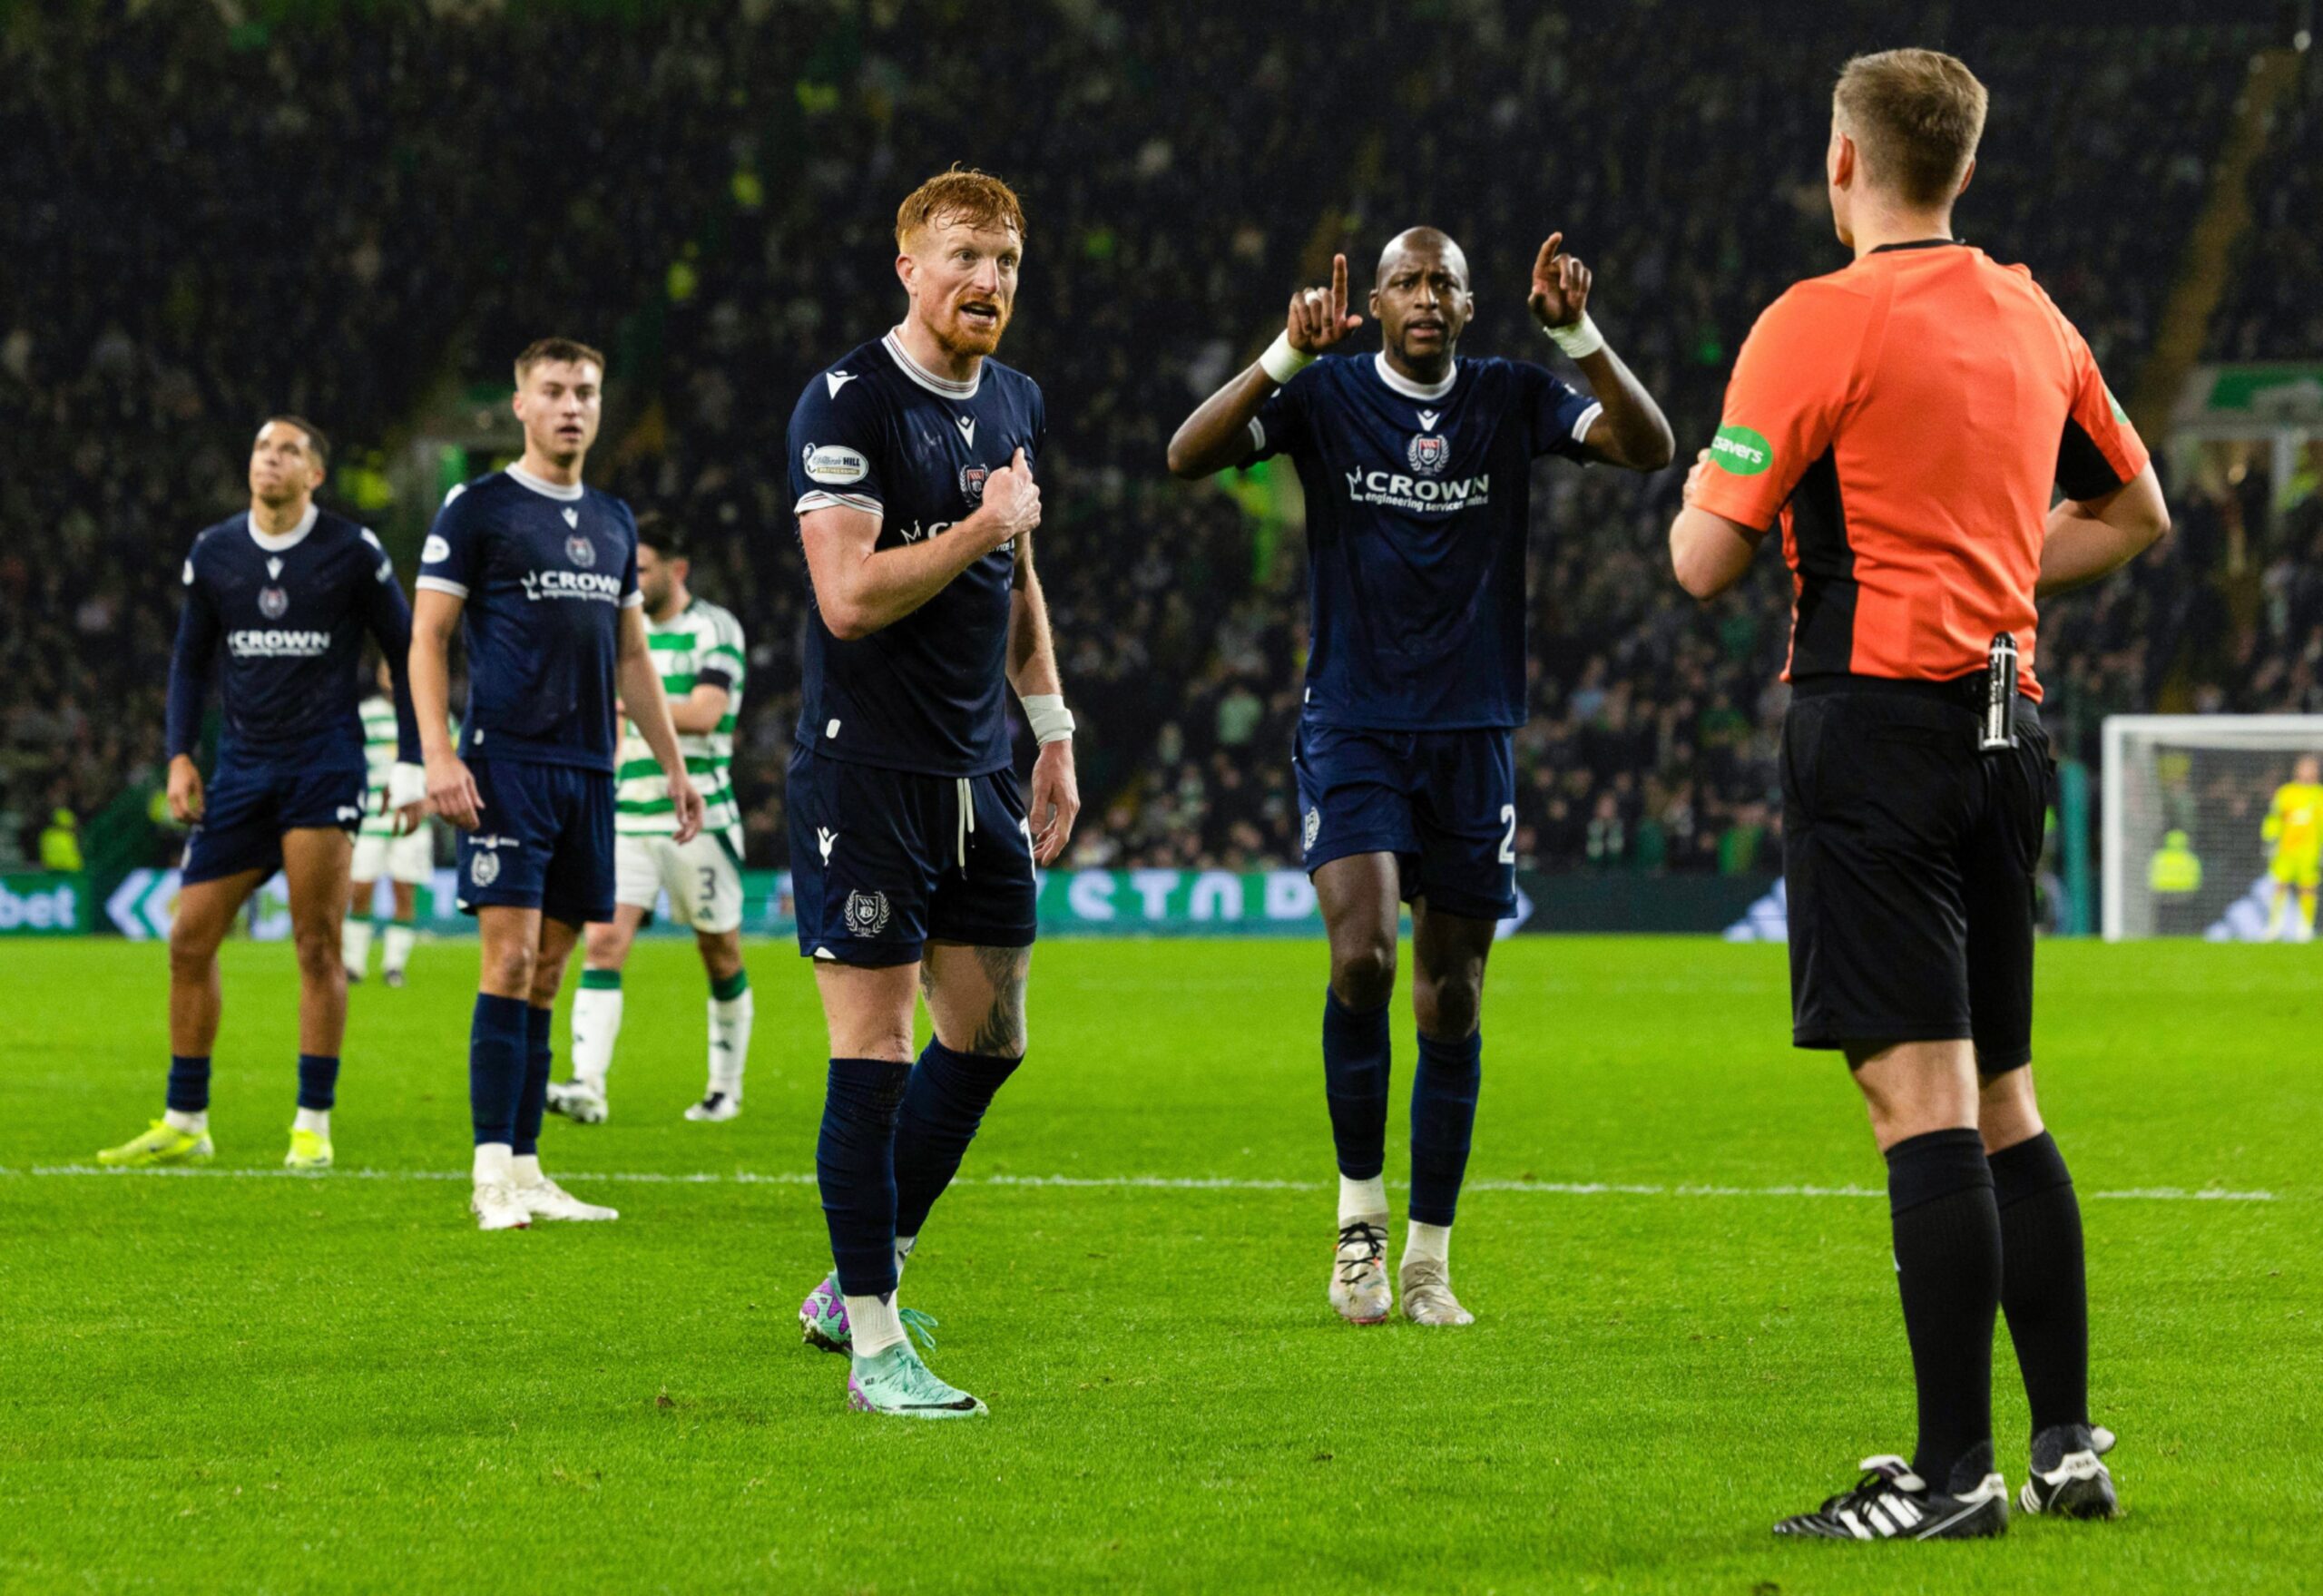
[0,1165,2279,1201]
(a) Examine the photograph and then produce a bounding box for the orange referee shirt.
[1691,240,2150,699]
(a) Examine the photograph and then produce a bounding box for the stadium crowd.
[0,1,2308,877]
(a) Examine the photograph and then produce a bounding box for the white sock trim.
[472,1142,513,1185]
[292,1107,329,1137]
[164,1108,208,1136]
[1338,1174,1388,1225]
[1405,1219,1452,1267]
[511,1153,544,1188]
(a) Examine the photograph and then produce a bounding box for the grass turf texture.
[1,937,2315,1594]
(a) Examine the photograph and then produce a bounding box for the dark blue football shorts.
[180,760,367,886]
[454,758,616,928]
[788,745,1037,966]
[1293,720,1517,922]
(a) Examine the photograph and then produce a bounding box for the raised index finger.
[1534,232,1564,280]
[1330,252,1348,318]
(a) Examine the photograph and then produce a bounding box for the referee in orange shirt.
[1669,49,2169,1541]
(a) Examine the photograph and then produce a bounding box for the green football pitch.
[2,936,2315,1593]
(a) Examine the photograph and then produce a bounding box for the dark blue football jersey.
[416,466,641,772]
[1251,352,1601,729]
[166,505,420,770]
[785,331,1045,778]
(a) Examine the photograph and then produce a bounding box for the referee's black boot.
[1773,1449,2009,1541]
[2018,1423,2119,1520]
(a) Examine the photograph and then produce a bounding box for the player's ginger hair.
[1834,48,1988,208]
[514,336,606,385]
[895,166,1026,250]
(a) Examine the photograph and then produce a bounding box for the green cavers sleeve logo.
[1710,424,1772,476]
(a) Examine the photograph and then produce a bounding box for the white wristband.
[1259,330,1316,386]
[388,762,427,807]
[1021,693,1074,746]
[1543,311,1605,360]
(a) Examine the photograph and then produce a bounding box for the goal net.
[2102,715,2323,940]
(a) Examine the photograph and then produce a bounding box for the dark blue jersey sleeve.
[357,533,423,763]
[788,377,889,518]
[1247,367,1316,463]
[1521,361,1603,460]
[415,485,480,600]
[164,544,220,759]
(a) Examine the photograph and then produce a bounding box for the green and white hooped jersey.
[358,693,453,837]
[616,597,745,842]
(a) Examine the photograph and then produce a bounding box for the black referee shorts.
[1780,677,2054,1076]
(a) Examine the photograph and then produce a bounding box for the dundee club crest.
[958,464,989,505]
[565,534,596,567]
[258,586,289,620]
[844,889,891,937]
[1407,434,1451,475]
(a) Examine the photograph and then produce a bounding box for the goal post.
[2101,715,2323,940]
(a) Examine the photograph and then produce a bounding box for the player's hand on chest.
[892,406,1032,546]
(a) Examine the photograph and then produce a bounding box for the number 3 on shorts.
[1499,803,1516,865]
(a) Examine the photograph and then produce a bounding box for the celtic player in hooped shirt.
[99,416,425,1176]
[783,169,1081,1421]
[411,337,704,1234]
[1168,230,1672,1329]
[545,514,759,1127]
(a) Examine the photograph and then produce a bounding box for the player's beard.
[936,297,1009,358]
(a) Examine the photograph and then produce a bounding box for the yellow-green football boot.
[285,1127,334,1170]
[97,1120,214,1168]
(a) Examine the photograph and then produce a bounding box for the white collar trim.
[505,463,586,502]
[884,328,982,399]
[1373,352,1458,401]
[247,502,319,553]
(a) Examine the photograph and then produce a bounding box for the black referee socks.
[1989,1131,2091,1436]
[1885,1127,2003,1493]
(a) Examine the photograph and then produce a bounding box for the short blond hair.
[1835,49,1988,207]
[514,336,605,386]
[894,166,1025,250]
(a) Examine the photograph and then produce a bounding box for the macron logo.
[956,414,976,448]
[827,371,857,399]
[818,827,838,864]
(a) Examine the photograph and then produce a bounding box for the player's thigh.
[812,959,919,1062]
[1410,896,1496,1035]
[1409,728,1518,923]
[279,826,356,937]
[787,746,937,967]
[926,770,1036,955]
[922,940,1030,1058]
[1963,719,2053,1078]
[1781,693,1977,1051]
[660,829,745,936]
[169,870,268,961]
[539,768,617,933]
[1295,721,1419,885]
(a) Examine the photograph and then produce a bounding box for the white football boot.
[470,1181,531,1231]
[1330,1220,1392,1325]
[516,1174,619,1222]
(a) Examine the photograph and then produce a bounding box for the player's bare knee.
[166,926,219,983]
[290,924,341,983]
[1415,973,1483,1040]
[1976,1065,2045,1153]
[482,942,536,997]
[582,923,628,969]
[1330,938,1397,1009]
[699,931,745,983]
